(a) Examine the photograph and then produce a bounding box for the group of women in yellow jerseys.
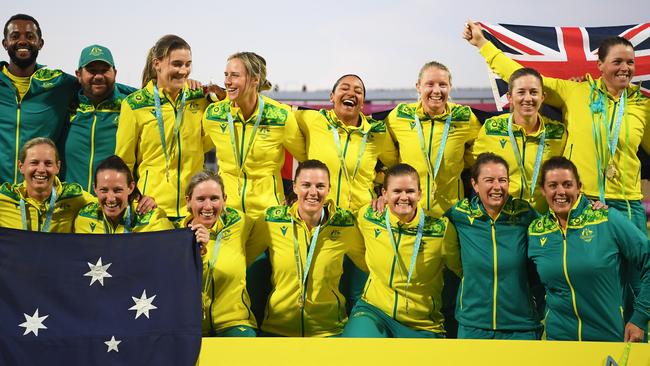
[1,22,649,342]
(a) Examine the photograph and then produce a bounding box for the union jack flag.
[480,22,650,110]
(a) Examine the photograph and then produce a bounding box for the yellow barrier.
[199,338,650,366]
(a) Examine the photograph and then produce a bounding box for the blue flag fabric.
[0,227,202,365]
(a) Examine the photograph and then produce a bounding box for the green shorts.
[213,325,257,337]
[341,300,444,338]
[457,324,540,340]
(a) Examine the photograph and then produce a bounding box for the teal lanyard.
[325,112,369,206]
[589,84,626,202]
[384,208,425,311]
[102,205,132,234]
[20,188,57,232]
[292,208,325,308]
[227,96,265,188]
[507,114,546,198]
[203,216,226,295]
[413,111,451,198]
[153,85,186,181]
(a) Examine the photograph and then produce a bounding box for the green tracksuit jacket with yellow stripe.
[528,194,650,341]
[0,62,77,185]
[446,196,541,332]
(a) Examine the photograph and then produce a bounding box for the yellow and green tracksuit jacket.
[73,201,174,233]
[479,41,650,201]
[0,62,78,185]
[357,203,462,334]
[446,196,541,332]
[528,194,650,341]
[246,200,366,337]
[386,102,481,217]
[182,208,257,335]
[202,95,307,219]
[295,109,398,211]
[115,81,212,220]
[62,83,137,192]
[472,113,567,212]
[0,176,94,232]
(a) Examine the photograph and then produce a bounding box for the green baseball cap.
[78,44,115,69]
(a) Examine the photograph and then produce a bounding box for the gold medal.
[606,162,617,180]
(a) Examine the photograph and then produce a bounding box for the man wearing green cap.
[61,44,136,191]
[0,14,77,185]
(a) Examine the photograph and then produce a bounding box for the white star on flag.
[129,289,157,319]
[104,335,121,352]
[19,308,48,336]
[84,257,112,286]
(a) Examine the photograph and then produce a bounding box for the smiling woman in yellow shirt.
[202,52,306,220]
[247,160,366,337]
[182,170,257,337]
[385,62,481,217]
[0,138,94,232]
[342,163,461,338]
[73,155,173,233]
[471,68,567,212]
[116,35,212,222]
[294,74,398,212]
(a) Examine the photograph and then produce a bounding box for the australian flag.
[479,22,650,110]
[0,228,202,365]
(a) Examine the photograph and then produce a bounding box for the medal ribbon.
[102,205,132,234]
[325,111,369,207]
[227,96,265,191]
[507,114,546,199]
[20,188,57,232]
[153,85,186,181]
[413,110,451,201]
[292,207,325,308]
[384,207,425,312]
[589,83,626,202]
[203,216,226,297]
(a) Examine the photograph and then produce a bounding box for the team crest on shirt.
[280,226,288,236]
[374,228,382,238]
[467,216,475,225]
[42,82,54,90]
[580,228,594,243]
[89,223,96,232]
[258,126,270,139]
[409,121,417,130]
[499,139,507,149]
[329,229,341,240]
[221,229,232,241]
[219,123,228,133]
[540,237,547,247]
[55,204,70,213]
[188,102,200,113]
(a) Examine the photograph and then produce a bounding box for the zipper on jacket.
[240,123,247,212]
[334,131,352,207]
[491,221,498,330]
[87,111,98,191]
[426,120,435,211]
[561,228,582,341]
[14,100,21,184]
[388,227,402,319]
